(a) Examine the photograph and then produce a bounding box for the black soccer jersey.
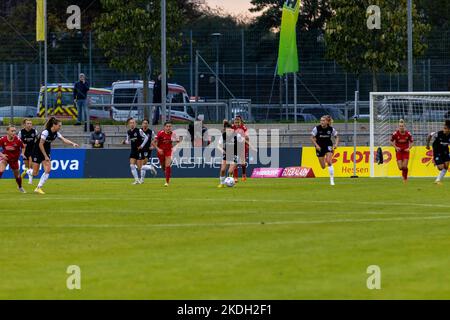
[18,128,38,152]
[431,131,450,155]
[141,128,153,151]
[126,128,148,151]
[311,125,338,147]
[221,131,238,156]
[38,129,62,153]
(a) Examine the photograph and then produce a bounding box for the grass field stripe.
[2,196,450,209]
[1,215,450,229]
[0,209,449,216]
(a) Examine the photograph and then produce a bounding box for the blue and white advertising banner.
[2,149,86,179]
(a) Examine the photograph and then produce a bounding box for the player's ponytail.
[45,117,59,131]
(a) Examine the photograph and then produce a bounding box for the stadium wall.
[2,148,302,179]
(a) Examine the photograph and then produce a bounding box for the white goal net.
[370,92,450,177]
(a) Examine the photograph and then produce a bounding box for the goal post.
[369,92,450,177]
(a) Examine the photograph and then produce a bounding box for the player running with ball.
[0,125,26,193]
[426,120,450,185]
[152,121,180,187]
[218,121,239,188]
[390,119,414,183]
[311,116,339,186]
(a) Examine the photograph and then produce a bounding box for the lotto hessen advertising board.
[2,149,86,179]
[302,146,440,177]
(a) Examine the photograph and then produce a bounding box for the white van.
[111,80,195,122]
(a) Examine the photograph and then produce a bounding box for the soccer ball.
[224,177,235,187]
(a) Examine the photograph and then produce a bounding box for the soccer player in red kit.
[232,115,249,182]
[0,125,26,193]
[152,121,180,186]
[390,119,414,183]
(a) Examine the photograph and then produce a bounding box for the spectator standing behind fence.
[90,124,106,148]
[152,74,169,125]
[73,73,90,126]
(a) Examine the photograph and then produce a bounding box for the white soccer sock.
[27,169,33,182]
[130,165,139,181]
[220,176,226,184]
[328,166,335,179]
[37,173,49,188]
[141,165,153,171]
[140,169,146,180]
[437,168,447,181]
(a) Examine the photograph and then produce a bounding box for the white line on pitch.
[1,197,449,210]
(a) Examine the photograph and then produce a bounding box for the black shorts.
[316,145,333,157]
[32,148,50,164]
[139,148,151,160]
[24,146,34,159]
[129,149,140,160]
[222,153,238,163]
[433,151,450,166]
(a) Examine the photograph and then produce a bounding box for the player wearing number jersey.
[152,121,180,186]
[311,116,339,186]
[426,120,450,185]
[0,125,26,193]
[390,119,414,183]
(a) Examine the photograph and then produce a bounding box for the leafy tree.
[94,0,184,112]
[249,0,332,31]
[416,0,450,30]
[325,0,430,91]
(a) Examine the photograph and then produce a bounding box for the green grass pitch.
[1,177,449,299]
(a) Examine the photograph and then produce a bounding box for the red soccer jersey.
[0,135,24,161]
[155,130,176,150]
[232,124,249,151]
[391,130,413,151]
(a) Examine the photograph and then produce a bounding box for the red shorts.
[396,150,410,161]
[1,158,19,170]
[157,149,172,164]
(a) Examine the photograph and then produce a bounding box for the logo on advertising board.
[2,149,86,179]
[251,168,284,178]
[302,146,442,177]
[281,167,315,178]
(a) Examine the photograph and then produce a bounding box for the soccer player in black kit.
[138,119,157,183]
[18,119,38,185]
[217,121,240,188]
[123,118,149,185]
[426,120,450,185]
[31,117,79,194]
[311,116,339,185]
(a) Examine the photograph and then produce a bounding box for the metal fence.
[1,28,450,120]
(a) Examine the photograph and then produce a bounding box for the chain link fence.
[1,28,449,123]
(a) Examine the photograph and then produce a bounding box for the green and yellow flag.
[36,0,45,42]
[277,0,301,76]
